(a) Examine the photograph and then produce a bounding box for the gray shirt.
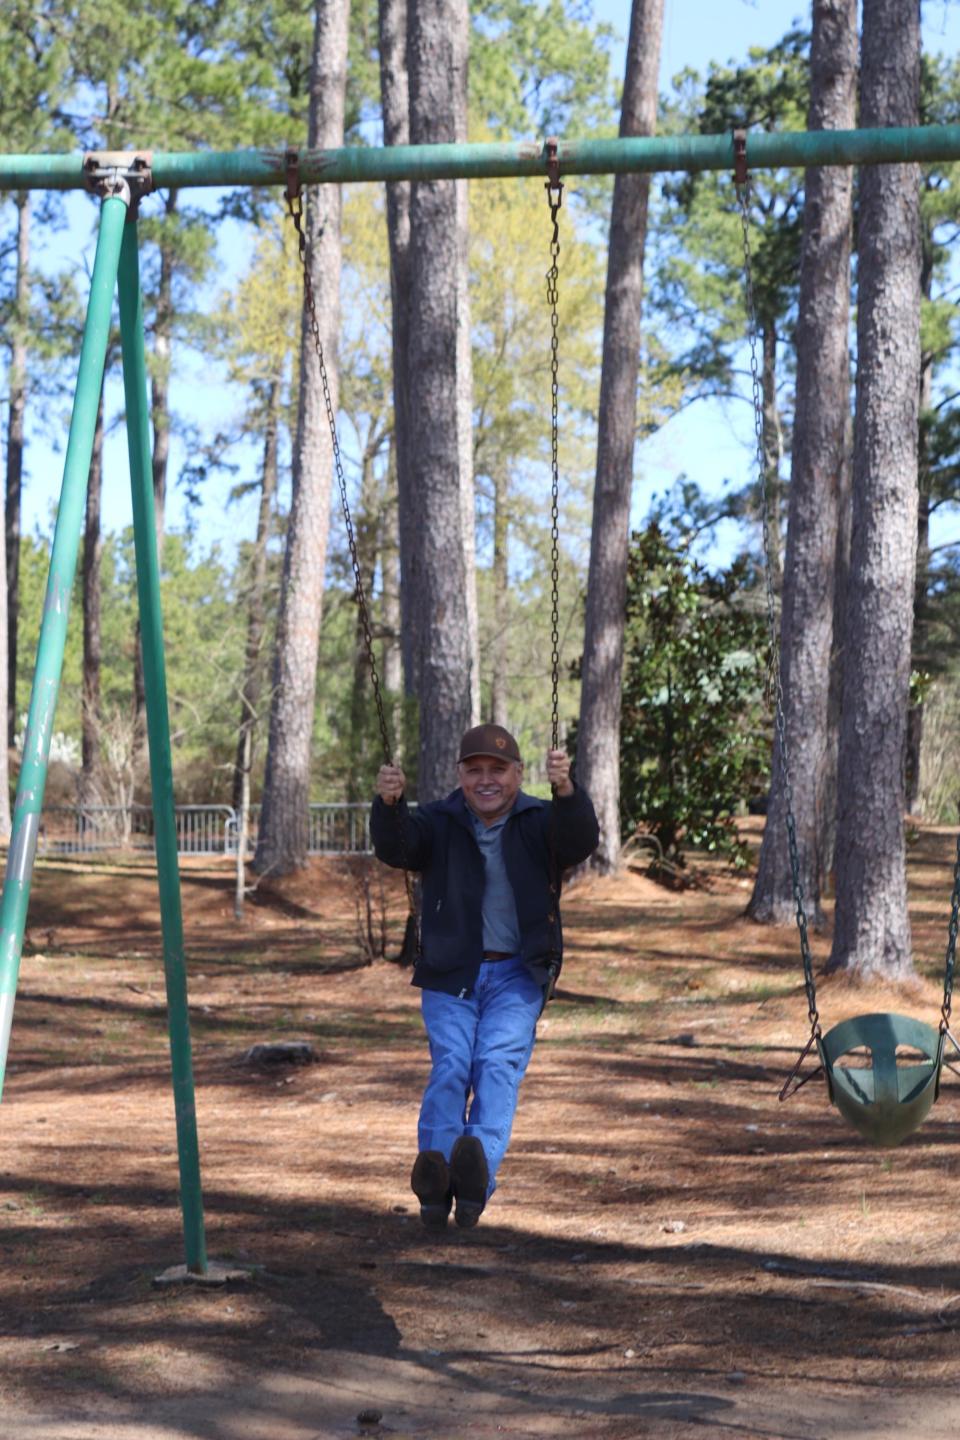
[470,809,522,955]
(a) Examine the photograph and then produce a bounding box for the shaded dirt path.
[2,828,959,1438]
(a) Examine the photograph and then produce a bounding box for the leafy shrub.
[619,522,769,866]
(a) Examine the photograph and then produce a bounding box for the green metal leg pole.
[0,195,128,1099]
[117,216,208,1275]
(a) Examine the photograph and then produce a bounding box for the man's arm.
[544,750,599,869]
[371,763,432,870]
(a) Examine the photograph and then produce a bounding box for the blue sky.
[9,0,960,567]
[638,0,960,561]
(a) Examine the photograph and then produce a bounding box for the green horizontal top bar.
[2,124,960,192]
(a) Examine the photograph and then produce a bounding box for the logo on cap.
[495,737,506,749]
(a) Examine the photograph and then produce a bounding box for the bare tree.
[255,0,351,873]
[749,0,856,925]
[829,0,921,979]
[405,0,475,799]
[575,0,664,872]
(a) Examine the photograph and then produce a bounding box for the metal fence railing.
[38,803,374,858]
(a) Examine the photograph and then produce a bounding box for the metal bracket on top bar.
[83,151,154,213]
[733,128,748,187]
[284,146,301,204]
[545,136,563,208]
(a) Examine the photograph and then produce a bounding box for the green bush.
[619,522,769,867]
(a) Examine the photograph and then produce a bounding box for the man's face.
[458,755,523,825]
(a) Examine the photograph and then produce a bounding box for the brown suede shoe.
[410,1150,452,1229]
[450,1135,489,1229]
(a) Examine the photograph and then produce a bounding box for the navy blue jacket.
[370,784,599,997]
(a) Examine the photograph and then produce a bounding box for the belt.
[483,950,514,961]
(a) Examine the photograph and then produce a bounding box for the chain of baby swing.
[733,134,820,1066]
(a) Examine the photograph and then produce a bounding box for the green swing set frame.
[0,123,958,1277]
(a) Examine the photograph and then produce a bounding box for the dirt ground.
[2,821,960,1440]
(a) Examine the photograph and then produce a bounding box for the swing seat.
[818,1012,944,1148]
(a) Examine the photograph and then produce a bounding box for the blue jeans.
[419,957,543,1196]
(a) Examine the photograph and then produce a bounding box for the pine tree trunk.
[906,230,937,813]
[906,475,929,813]
[749,0,856,925]
[821,407,853,880]
[761,316,784,589]
[232,381,279,813]
[151,193,175,554]
[379,0,418,706]
[490,460,509,727]
[406,0,474,800]
[81,386,106,803]
[6,192,29,750]
[347,430,382,802]
[453,0,480,728]
[235,721,252,921]
[380,437,404,755]
[255,0,350,873]
[575,0,664,872]
[133,190,177,762]
[829,0,921,980]
[0,484,8,837]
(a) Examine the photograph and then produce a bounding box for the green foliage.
[649,33,809,425]
[11,4,960,833]
[16,528,244,803]
[470,0,617,138]
[0,2,72,153]
[618,522,769,867]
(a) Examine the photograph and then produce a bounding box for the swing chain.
[543,145,564,934]
[285,179,391,760]
[545,141,563,756]
[285,163,418,934]
[941,831,960,1031]
[735,148,820,1040]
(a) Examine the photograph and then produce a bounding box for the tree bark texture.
[81,386,106,801]
[749,0,856,925]
[490,460,509,728]
[380,437,404,754]
[133,189,177,761]
[6,192,29,750]
[232,382,279,813]
[406,0,474,800]
[151,192,176,554]
[379,0,419,707]
[255,0,350,873]
[821,406,853,879]
[347,429,382,802]
[905,230,937,813]
[452,0,480,728]
[575,0,664,872]
[761,316,784,591]
[906,405,930,814]
[829,0,921,980]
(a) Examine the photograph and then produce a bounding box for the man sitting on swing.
[373,723,599,1229]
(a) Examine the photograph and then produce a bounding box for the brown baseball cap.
[458,723,522,763]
